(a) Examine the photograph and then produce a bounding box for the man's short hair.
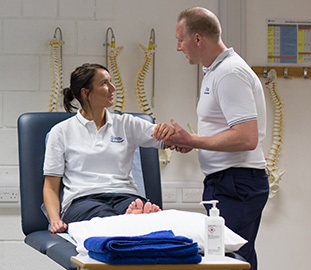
[177,7,222,42]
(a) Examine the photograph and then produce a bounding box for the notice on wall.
[267,19,311,65]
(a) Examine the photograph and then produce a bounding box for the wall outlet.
[182,188,202,203]
[0,188,19,202]
[162,188,177,203]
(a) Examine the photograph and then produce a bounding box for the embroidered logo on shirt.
[204,87,210,94]
[110,136,124,143]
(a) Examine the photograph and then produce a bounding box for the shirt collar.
[76,110,88,126]
[76,109,113,127]
[105,109,113,126]
[202,47,234,74]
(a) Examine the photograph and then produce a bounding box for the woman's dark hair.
[63,63,109,113]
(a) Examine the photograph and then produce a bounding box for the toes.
[125,201,136,214]
[135,199,144,211]
[143,202,152,213]
[126,199,144,214]
[126,199,161,215]
[151,204,161,212]
[144,202,161,213]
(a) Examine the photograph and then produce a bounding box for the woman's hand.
[151,122,175,141]
[152,120,194,153]
[50,219,68,233]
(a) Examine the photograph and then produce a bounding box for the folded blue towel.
[84,230,202,265]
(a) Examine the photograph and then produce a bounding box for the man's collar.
[202,48,234,74]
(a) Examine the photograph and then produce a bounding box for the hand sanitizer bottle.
[200,200,225,261]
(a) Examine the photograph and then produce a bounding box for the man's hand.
[161,119,193,153]
[165,119,193,147]
[167,144,193,153]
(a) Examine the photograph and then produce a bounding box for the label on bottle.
[207,224,222,255]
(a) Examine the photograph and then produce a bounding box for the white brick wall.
[23,0,58,17]
[0,0,212,269]
[0,0,22,18]
[0,93,3,127]
[4,91,50,126]
[0,56,39,90]
[0,129,17,164]
[3,20,76,55]
[60,0,96,18]
[0,166,19,186]
[1,1,311,270]
[95,0,114,20]
[77,20,110,55]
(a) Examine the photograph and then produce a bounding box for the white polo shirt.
[43,110,162,213]
[197,48,267,176]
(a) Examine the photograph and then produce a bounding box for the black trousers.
[203,168,269,270]
[62,193,147,224]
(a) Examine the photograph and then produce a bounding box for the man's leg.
[203,168,269,270]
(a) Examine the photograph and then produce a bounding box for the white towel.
[68,209,247,255]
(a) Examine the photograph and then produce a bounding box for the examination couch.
[17,112,246,269]
[17,112,163,270]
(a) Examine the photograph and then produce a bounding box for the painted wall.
[0,0,215,269]
[0,0,310,269]
[247,1,311,269]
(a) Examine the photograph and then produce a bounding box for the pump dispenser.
[200,200,225,261]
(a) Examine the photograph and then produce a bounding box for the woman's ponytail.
[63,87,77,113]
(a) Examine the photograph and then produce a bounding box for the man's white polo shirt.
[197,48,267,176]
[43,110,162,213]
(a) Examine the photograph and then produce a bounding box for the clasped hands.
[151,119,193,153]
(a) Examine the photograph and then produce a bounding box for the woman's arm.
[43,175,68,233]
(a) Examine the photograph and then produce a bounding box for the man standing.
[166,7,269,270]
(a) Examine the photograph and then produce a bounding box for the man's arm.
[166,119,258,152]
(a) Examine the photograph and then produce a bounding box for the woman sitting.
[43,63,174,233]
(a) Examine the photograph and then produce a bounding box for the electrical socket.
[182,188,202,203]
[162,188,177,203]
[0,188,19,202]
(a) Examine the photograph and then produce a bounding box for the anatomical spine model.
[49,28,63,112]
[135,42,155,120]
[265,69,285,198]
[107,42,126,113]
[135,32,173,167]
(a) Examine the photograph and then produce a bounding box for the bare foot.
[125,199,161,214]
[126,198,144,214]
[143,202,161,213]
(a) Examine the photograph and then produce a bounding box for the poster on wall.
[267,18,311,66]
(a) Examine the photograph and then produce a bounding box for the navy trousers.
[63,193,147,224]
[203,168,269,270]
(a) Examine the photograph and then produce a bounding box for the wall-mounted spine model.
[135,29,173,167]
[49,27,63,112]
[108,45,126,113]
[135,42,155,120]
[106,27,126,113]
[265,69,285,198]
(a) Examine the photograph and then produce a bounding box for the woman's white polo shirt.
[43,110,162,213]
